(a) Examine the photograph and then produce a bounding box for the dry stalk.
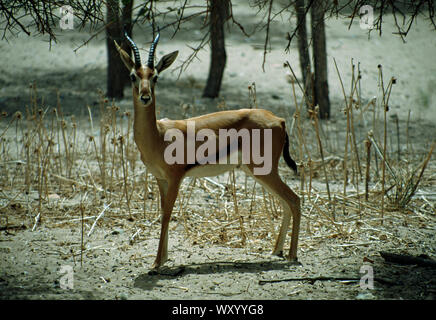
[248,181,257,216]
[365,139,372,201]
[395,142,435,208]
[24,134,31,194]
[230,170,246,246]
[125,111,136,201]
[379,66,387,224]
[60,119,71,178]
[406,110,413,155]
[109,103,119,198]
[99,96,109,193]
[367,133,397,181]
[53,108,63,178]
[70,116,77,172]
[349,60,362,179]
[261,186,275,242]
[248,82,258,109]
[333,58,350,215]
[80,202,85,267]
[178,177,196,236]
[392,114,400,162]
[379,69,396,223]
[119,135,132,220]
[143,169,149,219]
[308,159,313,203]
[269,193,280,219]
[311,106,332,205]
[290,77,307,202]
[0,112,20,140]
[308,194,343,234]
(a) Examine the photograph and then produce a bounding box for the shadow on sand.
[134,259,301,290]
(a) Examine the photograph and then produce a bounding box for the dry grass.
[0,64,435,263]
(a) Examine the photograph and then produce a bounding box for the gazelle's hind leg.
[245,167,301,261]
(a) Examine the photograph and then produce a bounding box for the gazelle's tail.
[283,132,298,174]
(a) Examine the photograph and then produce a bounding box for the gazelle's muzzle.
[140,94,152,105]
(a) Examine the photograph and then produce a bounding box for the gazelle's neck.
[132,88,159,151]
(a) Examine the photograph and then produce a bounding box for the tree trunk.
[121,0,134,86]
[294,0,313,109]
[106,0,132,99]
[311,0,330,119]
[203,0,229,98]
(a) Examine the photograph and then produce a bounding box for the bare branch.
[262,0,274,72]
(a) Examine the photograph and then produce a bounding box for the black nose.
[141,95,151,104]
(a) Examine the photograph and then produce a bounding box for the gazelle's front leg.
[152,178,181,269]
[156,179,168,211]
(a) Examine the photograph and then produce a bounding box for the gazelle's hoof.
[150,261,163,272]
[151,255,168,270]
[148,269,159,275]
[148,264,185,276]
[286,256,302,266]
[148,264,166,275]
[272,250,284,258]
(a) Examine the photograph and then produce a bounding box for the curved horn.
[147,33,160,69]
[124,31,141,69]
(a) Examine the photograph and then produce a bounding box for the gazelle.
[114,32,301,269]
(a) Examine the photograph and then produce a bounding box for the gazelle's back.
[158,108,286,133]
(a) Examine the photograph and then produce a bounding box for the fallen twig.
[32,213,40,231]
[53,216,97,225]
[259,276,394,286]
[129,228,142,245]
[380,251,436,268]
[204,177,226,190]
[0,224,26,231]
[52,173,104,192]
[87,203,111,237]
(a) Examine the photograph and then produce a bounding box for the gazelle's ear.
[156,51,178,73]
[114,40,135,71]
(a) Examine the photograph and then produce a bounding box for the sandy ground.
[0,2,435,300]
[1,219,435,300]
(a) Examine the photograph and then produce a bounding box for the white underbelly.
[184,163,240,178]
[183,149,258,178]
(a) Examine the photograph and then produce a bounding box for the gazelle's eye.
[152,75,158,83]
[130,74,136,82]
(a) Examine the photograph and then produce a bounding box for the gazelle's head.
[114,32,178,107]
